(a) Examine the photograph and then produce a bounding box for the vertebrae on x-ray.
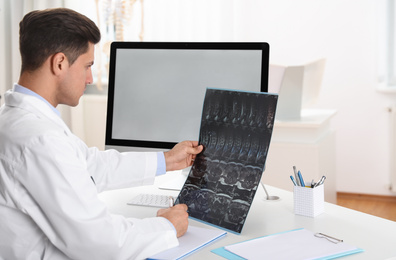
[200,91,275,168]
[177,89,278,233]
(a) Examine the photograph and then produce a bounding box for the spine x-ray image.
[176,88,278,233]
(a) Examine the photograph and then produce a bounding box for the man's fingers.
[172,203,188,211]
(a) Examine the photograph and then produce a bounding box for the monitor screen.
[105,42,270,152]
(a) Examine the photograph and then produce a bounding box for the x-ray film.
[175,88,278,233]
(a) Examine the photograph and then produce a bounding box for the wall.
[230,0,394,196]
[141,0,396,196]
[3,0,395,196]
[0,0,14,104]
[0,0,6,105]
[236,0,395,196]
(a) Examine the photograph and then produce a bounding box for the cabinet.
[263,109,337,203]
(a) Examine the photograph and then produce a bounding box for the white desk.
[98,172,396,260]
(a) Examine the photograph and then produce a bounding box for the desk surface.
[98,172,396,260]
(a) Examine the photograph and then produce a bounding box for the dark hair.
[19,8,101,73]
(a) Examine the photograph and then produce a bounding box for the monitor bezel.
[105,42,270,150]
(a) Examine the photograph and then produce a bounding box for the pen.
[297,170,305,187]
[315,176,326,187]
[311,179,316,188]
[290,175,297,186]
[169,196,174,208]
[293,166,301,186]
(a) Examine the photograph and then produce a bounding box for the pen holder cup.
[294,185,324,217]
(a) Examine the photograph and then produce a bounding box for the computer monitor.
[105,42,270,152]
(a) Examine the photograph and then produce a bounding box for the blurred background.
[1,1,395,211]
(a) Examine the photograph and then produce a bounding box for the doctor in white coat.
[0,8,203,260]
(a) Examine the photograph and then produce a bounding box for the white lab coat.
[0,89,178,260]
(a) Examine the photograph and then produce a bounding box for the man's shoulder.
[2,103,60,131]
[0,105,66,156]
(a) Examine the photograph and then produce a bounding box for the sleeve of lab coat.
[81,142,159,192]
[17,133,178,260]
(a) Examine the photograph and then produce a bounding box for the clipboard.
[212,228,364,260]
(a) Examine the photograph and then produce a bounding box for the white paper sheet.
[148,225,226,260]
[224,228,362,260]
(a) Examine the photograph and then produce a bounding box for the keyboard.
[127,194,176,208]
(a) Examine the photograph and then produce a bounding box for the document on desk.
[212,228,363,260]
[148,225,226,260]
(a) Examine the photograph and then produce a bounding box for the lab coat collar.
[4,89,73,136]
[13,84,61,117]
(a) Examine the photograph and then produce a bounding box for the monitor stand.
[158,167,191,191]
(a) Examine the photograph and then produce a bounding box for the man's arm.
[19,134,179,259]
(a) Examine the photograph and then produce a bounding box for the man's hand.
[157,204,189,237]
[164,141,203,172]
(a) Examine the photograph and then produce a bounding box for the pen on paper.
[169,196,174,208]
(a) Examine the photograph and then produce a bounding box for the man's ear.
[51,52,68,76]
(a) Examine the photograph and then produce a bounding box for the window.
[93,0,144,91]
[379,0,396,92]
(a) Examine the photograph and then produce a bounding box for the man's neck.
[18,70,57,107]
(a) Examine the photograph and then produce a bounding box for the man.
[0,8,203,260]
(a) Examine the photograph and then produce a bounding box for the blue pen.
[297,171,305,187]
[290,175,297,186]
